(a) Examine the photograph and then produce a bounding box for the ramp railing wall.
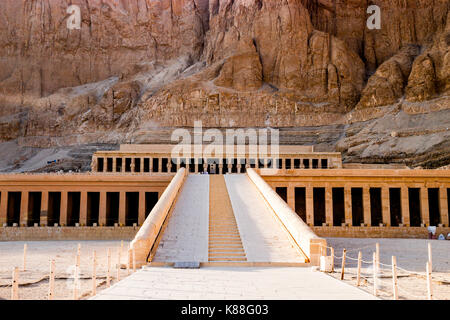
[129,168,187,267]
[246,168,326,265]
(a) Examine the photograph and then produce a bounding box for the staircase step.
[208,175,247,263]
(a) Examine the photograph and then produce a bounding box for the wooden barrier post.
[107,248,111,287]
[117,247,121,281]
[356,251,362,287]
[392,256,398,300]
[330,247,335,273]
[132,247,136,272]
[73,251,80,300]
[373,252,377,296]
[48,260,55,300]
[376,243,380,274]
[127,249,131,275]
[428,242,432,272]
[92,251,97,296]
[340,249,346,280]
[426,261,433,300]
[11,267,19,300]
[23,244,27,271]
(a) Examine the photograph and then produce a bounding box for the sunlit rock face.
[0,0,449,170]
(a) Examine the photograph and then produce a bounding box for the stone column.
[119,191,126,226]
[287,186,295,211]
[227,161,232,173]
[401,186,410,226]
[59,191,68,226]
[420,187,430,226]
[318,159,322,169]
[158,158,163,173]
[245,158,250,169]
[306,186,314,226]
[325,185,333,226]
[122,158,126,173]
[300,159,305,169]
[79,192,87,226]
[344,186,352,226]
[130,158,136,173]
[138,191,146,226]
[149,158,153,173]
[103,159,107,173]
[99,191,107,226]
[381,187,390,226]
[112,157,117,173]
[0,191,7,225]
[439,186,449,227]
[19,191,29,227]
[363,186,371,226]
[40,192,49,227]
[91,157,97,172]
[167,161,172,173]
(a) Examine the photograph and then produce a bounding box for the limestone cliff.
[0,0,449,171]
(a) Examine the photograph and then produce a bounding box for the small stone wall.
[312,226,450,239]
[0,226,139,241]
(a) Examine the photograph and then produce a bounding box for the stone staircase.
[208,175,247,262]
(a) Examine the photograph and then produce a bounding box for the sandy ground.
[325,238,450,300]
[0,241,131,300]
[0,238,449,300]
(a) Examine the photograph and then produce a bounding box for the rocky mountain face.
[0,0,449,171]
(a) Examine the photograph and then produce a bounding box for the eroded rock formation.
[0,0,449,170]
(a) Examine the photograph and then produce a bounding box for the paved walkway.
[91,266,377,300]
[152,175,209,263]
[225,175,306,263]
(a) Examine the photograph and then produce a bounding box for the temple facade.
[0,144,449,240]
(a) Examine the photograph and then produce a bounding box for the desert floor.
[0,238,448,300]
[326,238,450,300]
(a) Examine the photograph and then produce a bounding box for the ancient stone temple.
[0,144,449,265]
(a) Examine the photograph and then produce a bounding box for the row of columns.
[0,190,156,227]
[93,156,335,173]
[284,185,449,227]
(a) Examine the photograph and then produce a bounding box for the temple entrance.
[28,192,42,226]
[332,188,345,226]
[48,192,61,226]
[87,192,99,226]
[428,188,440,226]
[351,188,364,226]
[295,187,306,222]
[106,192,119,226]
[67,192,80,226]
[313,188,326,226]
[389,188,402,226]
[408,188,421,227]
[370,188,382,226]
[7,192,21,226]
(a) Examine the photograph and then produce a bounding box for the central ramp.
[151,174,308,265]
[225,175,307,263]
